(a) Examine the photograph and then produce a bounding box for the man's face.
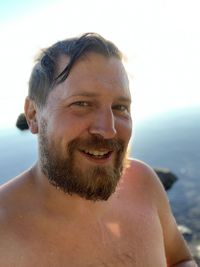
[38,53,132,201]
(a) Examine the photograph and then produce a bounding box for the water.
[0,128,37,184]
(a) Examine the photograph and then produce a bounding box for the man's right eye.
[72,101,90,107]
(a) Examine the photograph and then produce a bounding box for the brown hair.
[28,32,122,108]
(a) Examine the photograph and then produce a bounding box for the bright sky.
[0,0,200,128]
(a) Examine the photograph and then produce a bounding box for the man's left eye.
[113,105,129,113]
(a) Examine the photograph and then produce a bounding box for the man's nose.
[89,108,117,139]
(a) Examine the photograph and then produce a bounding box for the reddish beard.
[39,120,126,201]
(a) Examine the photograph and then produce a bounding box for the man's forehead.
[52,53,131,100]
[55,52,125,78]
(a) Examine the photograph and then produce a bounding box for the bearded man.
[0,33,197,266]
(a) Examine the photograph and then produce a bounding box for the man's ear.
[24,97,39,134]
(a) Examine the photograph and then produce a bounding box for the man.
[0,33,197,266]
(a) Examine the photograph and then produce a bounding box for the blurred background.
[0,0,200,262]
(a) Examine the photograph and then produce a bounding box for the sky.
[0,0,200,128]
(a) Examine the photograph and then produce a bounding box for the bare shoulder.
[0,170,34,231]
[124,158,193,265]
[122,157,169,217]
[124,157,177,222]
[0,171,35,265]
[0,170,32,206]
[124,157,164,194]
[124,157,158,178]
[0,171,32,227]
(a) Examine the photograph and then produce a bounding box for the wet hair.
[28,32,123,108]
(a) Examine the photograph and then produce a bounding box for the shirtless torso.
[0,159,192,267]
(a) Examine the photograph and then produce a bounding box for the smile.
[79,149,112,159]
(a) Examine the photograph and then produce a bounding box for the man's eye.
[113,105,129,113]
[72,101,90,107]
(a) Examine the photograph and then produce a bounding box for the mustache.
[68,135,125,152]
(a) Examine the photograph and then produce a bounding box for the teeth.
[84,150,109,156]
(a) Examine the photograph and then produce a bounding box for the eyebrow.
[69,92,132,103]
[117,96,132,103]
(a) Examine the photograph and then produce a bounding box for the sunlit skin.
[0,53,196,266]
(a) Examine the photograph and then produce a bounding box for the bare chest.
[16,203,167,267]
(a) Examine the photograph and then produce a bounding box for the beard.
[38,119,127,201]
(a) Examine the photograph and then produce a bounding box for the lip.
[78,150,113,164]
